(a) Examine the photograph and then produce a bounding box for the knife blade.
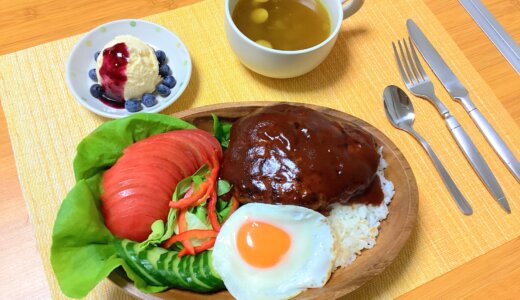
[407,19,520,184]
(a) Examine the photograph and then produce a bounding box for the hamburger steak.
[220,104,381,211]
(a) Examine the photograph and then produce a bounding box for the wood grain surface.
[0,0,518,299]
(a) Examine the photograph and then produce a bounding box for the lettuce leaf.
[137,210,178,251]
[216,198,233,223]
[73,113,194,181]
[51,176,123,298]
[217,179,232,197]
[216,179,233,223]
[51,113,194,298]
[211,113,232,149]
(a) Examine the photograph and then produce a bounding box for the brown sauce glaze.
[349,176,384,206]
[221,104,383,211]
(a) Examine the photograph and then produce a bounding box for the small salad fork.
[392,38,510,213]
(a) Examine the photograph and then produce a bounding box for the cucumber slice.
[169,251,191,289]
[114,239,163,286]
[207,250,225,286]
[157,251,188,289]
[116,239,224,293]
[187,254,213,291]
[178,254,195,285]
[198,251,223,287]
[156,252,170,271]
[135,245,170,286]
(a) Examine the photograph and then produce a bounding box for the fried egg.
[212,203,337,300]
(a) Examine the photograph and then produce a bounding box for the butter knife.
[407,19,520,183]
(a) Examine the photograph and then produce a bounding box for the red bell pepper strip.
[206,151,222,231]
[176,184,195,254]
[193,181,212,207]
[169,181,210,209]
[195,237,217,252]
[178,237,217,257]
[163,229,218,249]
[175,209,195,255]
[223,196,239,223]
[208,188,221,232]
[166,150,224,255]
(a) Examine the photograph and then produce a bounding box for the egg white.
[212,203,337,300]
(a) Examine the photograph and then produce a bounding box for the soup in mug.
[232,0,331,51]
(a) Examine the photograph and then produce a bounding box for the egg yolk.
[236,220,291,268]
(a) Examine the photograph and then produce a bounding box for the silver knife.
[407,19,520,183]
[459,0,520,74]
[407,20,511,213]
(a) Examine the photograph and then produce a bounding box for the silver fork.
[392,38,510,213]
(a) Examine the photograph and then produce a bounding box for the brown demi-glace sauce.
[221,104,384,211]
[349,176,384,205]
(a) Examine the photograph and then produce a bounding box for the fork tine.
[403,38,421,82]
[409,37,428,80]
[392,42,410,86]
[398,40,415,84]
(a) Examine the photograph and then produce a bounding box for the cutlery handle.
[467,106,520,182]
[409,128,472,215]
[444,115,511,213]
[458,94,520,182]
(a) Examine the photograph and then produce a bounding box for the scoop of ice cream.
[96,35,162,101]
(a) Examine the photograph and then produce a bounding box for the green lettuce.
[211,113,232,149]
[51,113,194,298]
[73,113,194,181]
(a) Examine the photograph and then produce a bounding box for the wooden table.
[0,0,518,299]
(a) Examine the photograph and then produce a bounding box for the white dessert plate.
[66,19,192,119]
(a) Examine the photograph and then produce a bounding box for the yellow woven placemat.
[1,0,519,299]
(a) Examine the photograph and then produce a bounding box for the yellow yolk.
[236,220,291,268]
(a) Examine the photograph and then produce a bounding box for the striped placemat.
[0,0,519,298]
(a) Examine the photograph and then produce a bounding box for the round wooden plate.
[108,102,419,300]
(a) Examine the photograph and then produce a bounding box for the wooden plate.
[109,101,419,300]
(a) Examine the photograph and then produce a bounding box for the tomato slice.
[100,129,222,242]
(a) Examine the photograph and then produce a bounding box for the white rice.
[327,148,395,269]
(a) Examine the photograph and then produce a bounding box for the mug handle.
[342,0,364,19]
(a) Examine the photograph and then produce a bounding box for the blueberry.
[94,51,101,61]
[155,50,166,65]
[125,99,143,112]
[142,93,157,107]
[162,75,176,89]
[88,69,98,82]
[159,64,171,77]
[156,84,171,97]
[90,84,104,98]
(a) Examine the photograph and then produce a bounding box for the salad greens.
[139,164,232,249]
[51,113,232,298]
[211,113,232,149]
